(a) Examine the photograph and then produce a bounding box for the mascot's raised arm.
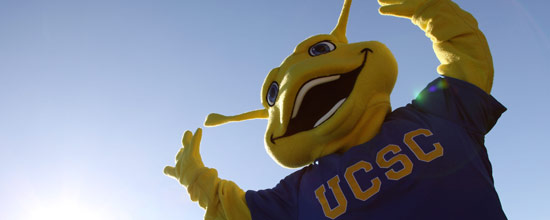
[164,0,507,219]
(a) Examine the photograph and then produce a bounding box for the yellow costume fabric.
[379,0,494,93]
[164,0,496,219]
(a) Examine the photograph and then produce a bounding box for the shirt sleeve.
[411,76,506,134]
[245,169,304,220]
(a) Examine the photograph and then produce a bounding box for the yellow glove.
[378,0,428,18]
[164,129,205,187]
[378,0,494,93]
[164,128,251,220]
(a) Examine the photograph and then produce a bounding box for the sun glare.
[24,197,113,220]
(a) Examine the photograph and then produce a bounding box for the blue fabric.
[246,77,507,220]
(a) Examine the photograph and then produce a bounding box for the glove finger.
[182,130,193,147]
[177,145,187,166]
[175,152,185,180]
[175,147,184,163]
[379,4,414,18]
[164,166,176,178]
[378,0,405,6]
[191,128,203,157]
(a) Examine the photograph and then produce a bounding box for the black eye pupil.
[314,44,328,53]
[267,82,278,106]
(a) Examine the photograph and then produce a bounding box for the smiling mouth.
[270,48,373,144]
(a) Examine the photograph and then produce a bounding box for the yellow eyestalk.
[330,0,352,44]
[204,109,268,127]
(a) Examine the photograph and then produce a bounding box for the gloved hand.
[378,0,429,18]
[164,128,251,220]
[377,0,494,93]
[164,128,205,188]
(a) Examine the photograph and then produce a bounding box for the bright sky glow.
[25,197,115,220]
[1,0,549,219]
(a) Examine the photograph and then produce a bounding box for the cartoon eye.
[266,82,279,107]
[308,41,336,56]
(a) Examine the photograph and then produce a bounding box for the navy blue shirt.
[246,77,507,220]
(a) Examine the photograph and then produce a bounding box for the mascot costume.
[164,0,507,219]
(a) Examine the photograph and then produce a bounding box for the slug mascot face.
[205,0,398,168]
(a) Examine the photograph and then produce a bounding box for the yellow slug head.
[205,0,398,168]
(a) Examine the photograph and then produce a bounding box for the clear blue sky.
[1,0,548,219]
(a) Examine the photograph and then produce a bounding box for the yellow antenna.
[204,109,268,127]
[330,0,352,44]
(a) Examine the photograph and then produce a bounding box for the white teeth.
[292,75,341,119]
[314,98,346,128]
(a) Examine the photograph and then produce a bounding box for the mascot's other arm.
[164,128,252,220]
[378,0,494,93]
